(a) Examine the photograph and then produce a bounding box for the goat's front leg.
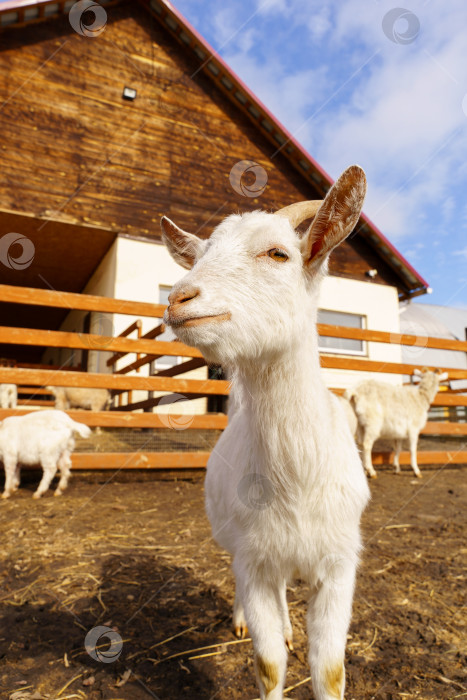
[393,439,402,473]
[2,459,17,498]
[408,430,422,478]
[278,582,293,651]
[233,579,292,651]
[237,564,287,699]
[307,557,357,700]
[233,584,248,639]
[361,429,377,478]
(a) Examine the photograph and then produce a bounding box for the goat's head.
[413,367,449,395]
[161,165,366,365]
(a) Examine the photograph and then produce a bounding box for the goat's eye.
[267,248,289,262]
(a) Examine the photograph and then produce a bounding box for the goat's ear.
[160,216,205,270]
[437,371,449,382]
[301,165,367,269]
[413,368,422,377]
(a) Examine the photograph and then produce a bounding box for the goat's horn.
[274,200,322,229]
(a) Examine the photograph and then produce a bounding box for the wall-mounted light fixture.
[122,87,137,101]
[366,268,378,279]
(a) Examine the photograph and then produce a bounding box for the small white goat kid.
[161,165,370,700]
[0,409,91,499]
[345,368,448,479]
[0,384,17,409]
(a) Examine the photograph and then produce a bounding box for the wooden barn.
[0,0,466,470]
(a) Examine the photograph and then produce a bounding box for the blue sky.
[174,0,467,308]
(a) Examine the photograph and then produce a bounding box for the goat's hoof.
[32,492,42,499]
[2,492,11,499]
[234,623,248,639]
[285,637,294,652]
[54,490,62,497]
[369,472,377,479]
[415,472,422,479]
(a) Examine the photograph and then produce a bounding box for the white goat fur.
[161,166,370,700]
[0,409,91,499]
[345,369,448,479]
[336,394,357,438]
[47,386,110,412]
[0,384,17,409]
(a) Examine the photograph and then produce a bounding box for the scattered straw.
[189,650,225,660]
[55,673,83,697]
[127,625,198,660]
[359,628,378,655]
[284,676,312,694]
[150,637,252,665]
[385,524,413,530]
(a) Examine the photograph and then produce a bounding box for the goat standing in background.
[46,386,110,412]
[345,368,448,478]
[1,409,91,499]
[161,166,370,700]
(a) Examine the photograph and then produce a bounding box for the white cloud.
[176,0,467,293]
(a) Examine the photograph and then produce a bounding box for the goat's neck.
[417,381,436,406]
[235,331,327,434]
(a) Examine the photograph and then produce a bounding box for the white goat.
[336,393,357,437]
[161,165,370,700]
[47,386,110,412]
[0,409,90,499]
[0,384,17,409]
[345,368,448,479]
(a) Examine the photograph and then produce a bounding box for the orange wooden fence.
[0,283,466,471]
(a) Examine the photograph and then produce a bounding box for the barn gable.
[0,0,427,309]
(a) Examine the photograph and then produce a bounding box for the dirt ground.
[0,465,465,700]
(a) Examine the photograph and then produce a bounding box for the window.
[155,285,180,369]
[317,309,366,355]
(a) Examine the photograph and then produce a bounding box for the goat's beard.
[171,322,230,365]
[172,321,297,369]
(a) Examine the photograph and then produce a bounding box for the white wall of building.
[319,276,402,389]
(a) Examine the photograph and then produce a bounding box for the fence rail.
[1,283,466,471]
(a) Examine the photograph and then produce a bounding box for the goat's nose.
[168,286,200,306]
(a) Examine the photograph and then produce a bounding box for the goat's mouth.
[169,312,231,328]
